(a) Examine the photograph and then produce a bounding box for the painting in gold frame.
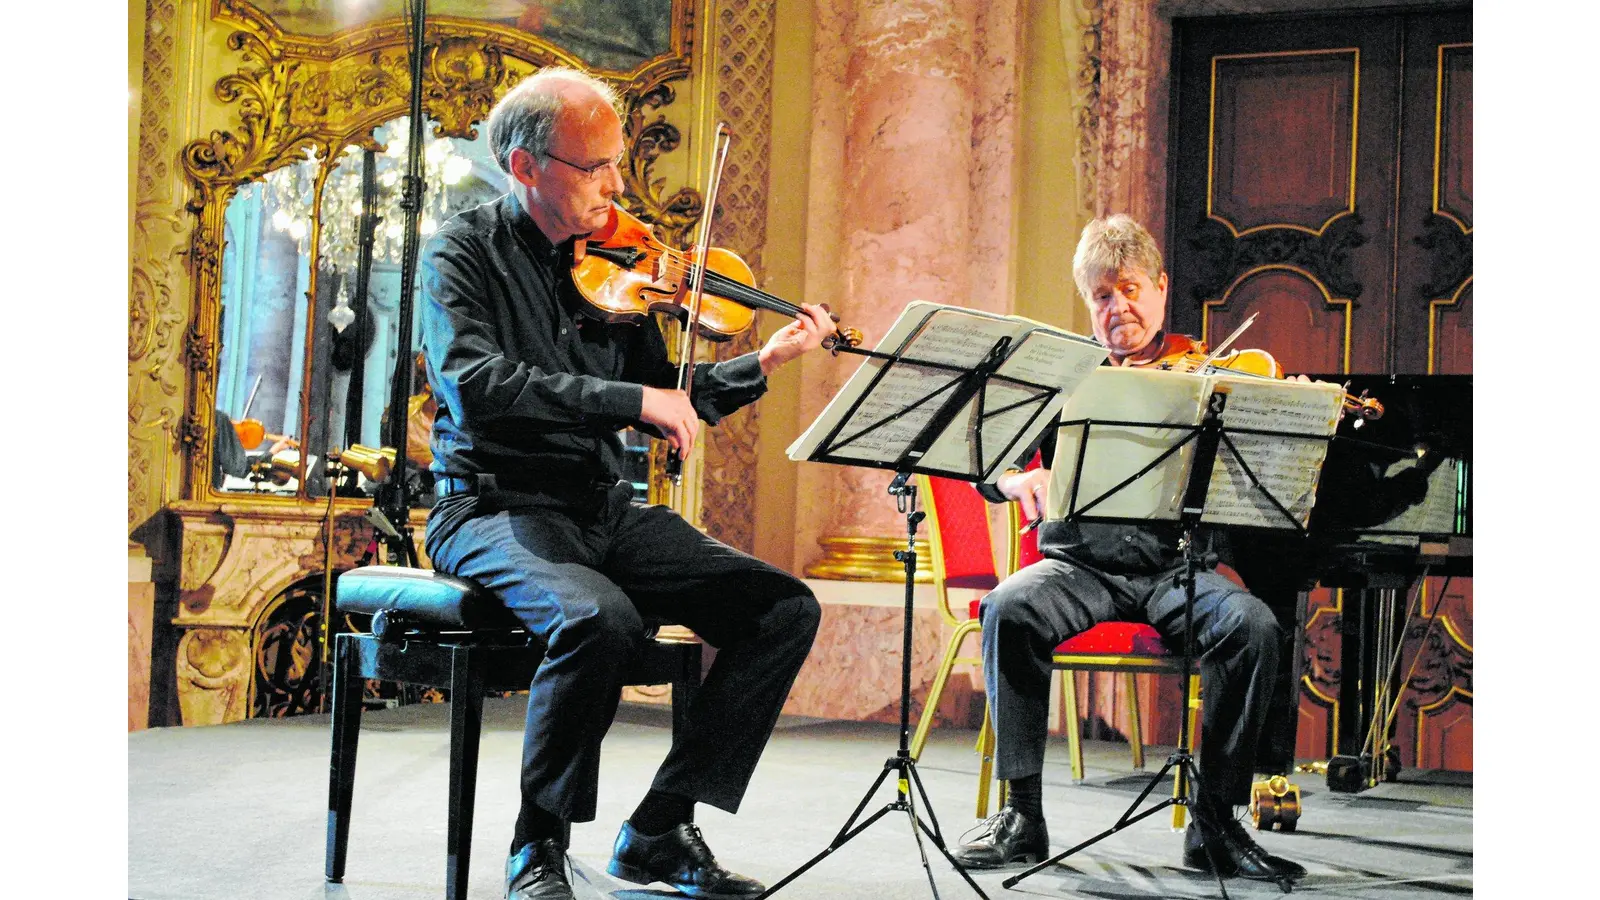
[220,0,679,74]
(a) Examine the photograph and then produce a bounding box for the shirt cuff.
[598,382,645,422]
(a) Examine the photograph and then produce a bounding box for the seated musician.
[951,214,1306,883]
[419,67,837,900]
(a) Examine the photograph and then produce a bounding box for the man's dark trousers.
[980,559,1282,806]
[426,480,821,827]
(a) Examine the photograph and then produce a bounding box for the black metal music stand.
[756,472,989,900]
[768,324,1091,899]
[1001,385,1333,897]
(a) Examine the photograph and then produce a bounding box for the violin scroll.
[822,325,865,356]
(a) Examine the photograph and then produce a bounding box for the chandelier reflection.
[261,118,477,266]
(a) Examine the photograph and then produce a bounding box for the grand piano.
[1231,374,1471,794]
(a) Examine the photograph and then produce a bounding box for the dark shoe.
[951,806,1049,869]
[1183,817,1307,882]
[506,838,574,900]
[608,821,765,899]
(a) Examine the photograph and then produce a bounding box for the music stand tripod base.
[756,476,989,900]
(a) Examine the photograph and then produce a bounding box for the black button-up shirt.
[419,194,767,537]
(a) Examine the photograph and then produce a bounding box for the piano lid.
[1303,374,1472,540]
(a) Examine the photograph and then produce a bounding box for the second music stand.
[1002,374,1339,897]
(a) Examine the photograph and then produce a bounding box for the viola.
[1138,333,1384,423]
[571,204,865,354]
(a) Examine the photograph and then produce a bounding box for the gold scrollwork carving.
[623,82,702,247]
[177,628,252,725]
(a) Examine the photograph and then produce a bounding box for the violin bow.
[667,123,735,486]
[1189,312,1258,372]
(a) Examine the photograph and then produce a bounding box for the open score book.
[1047,366,1344,530]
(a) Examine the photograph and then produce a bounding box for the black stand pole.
[373,0,428,569]
[757,474,990,900]
[1001,390,1293,897]
[315,0,427,710]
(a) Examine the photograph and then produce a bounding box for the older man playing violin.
[951,214,1307,884]
[419,67,835,900]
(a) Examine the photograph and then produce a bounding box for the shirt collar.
[499,192,567,263]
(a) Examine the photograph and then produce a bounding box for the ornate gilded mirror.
[181,1,706,507]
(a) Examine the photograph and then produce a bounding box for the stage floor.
[129,697,1472,899]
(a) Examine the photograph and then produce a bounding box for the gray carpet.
[129,696,1472,899]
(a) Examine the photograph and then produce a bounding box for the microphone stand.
[373,0,428,569]
[316,0,428,710]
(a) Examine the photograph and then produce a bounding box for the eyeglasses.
[544,149,624,181]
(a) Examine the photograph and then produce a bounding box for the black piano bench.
[324,565,702,900]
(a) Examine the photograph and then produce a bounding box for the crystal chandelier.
[259,118,475,267]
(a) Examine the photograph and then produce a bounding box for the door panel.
[1395,19,1473,373]
[1171,13,1403,375]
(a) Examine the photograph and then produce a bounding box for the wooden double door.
[1165,6,1472,772]
[1167,5,1471,377]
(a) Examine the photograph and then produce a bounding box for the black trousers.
[425,482,820,827]
[980,559,1281,807]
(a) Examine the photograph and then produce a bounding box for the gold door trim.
[1207,48,1360,238]
[1413,684,1472,765]
[1202,264,1353,374]
[1300,587,1342,744]
[1426,276,1472,375]
[1432,43,1473,235]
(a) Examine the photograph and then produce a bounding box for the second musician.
[950,214,1307,883]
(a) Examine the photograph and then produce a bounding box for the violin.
[230,417,300,452]
[571,203,865,354]
[1139,332,1384,423]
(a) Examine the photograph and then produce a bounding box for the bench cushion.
[336,566,520,630]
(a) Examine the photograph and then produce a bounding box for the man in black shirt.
[950,215,1306,883]
[420,68,836,900]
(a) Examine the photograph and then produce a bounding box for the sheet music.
[1048,368,1206,522]
[1201,377,1341,528]
[919,329,1108,476]
[1048,368,1336,529]
[787,301,1106,478]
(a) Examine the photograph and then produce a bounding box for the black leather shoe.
[608,821,765,899]
[1183,818,1307,882]
[951,806,1049,869]
[506,838,574,900]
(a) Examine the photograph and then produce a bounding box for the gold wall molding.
[806,536,933,584]
[130,0,191,532]
[1064,0,1103,221]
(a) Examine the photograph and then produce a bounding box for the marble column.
[794,0,1023,579]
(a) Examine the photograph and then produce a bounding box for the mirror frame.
[179,6,706,504]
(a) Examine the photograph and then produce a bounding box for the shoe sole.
[605,859,763,900]
[1183,849,1304,882]
[953,850,1045,871]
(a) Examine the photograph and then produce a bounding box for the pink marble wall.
[129,577,155,732]
[782,600,984,729]
[793,0,1024,573]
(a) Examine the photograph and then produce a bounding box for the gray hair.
[1072,214,1165,303]
[485,67,620,174]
